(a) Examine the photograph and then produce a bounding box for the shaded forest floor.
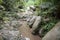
[18,20,41,40]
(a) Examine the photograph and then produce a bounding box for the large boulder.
[32,16,41,34]
[42,22,60,40]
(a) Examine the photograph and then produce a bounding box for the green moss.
[0,0,2,4]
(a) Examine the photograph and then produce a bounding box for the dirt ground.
[18,21,41,40]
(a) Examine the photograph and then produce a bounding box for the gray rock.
[30,5,36,11]
[0,28,22,40]
[0,5,5,10]
[39,28,44,37]
[32,16,41,34]
[25,37,30,40]
[42,22,60,40]
[3,20,22,29]
[28,16,37,28]
[10,20,22,28]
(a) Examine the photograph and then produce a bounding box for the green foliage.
[2,0,24,11]
[0,0,59,37]
[0,0,2,4]
[40,18,58,37]
[35,0,60,37]
[24,0,35,7]
[0,11,20,21]
[34,0,41,6]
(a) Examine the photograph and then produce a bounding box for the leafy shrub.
[0,0,2,4]
[2,0,24,11]
[40,17,58,37]
[37,2,60,37]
